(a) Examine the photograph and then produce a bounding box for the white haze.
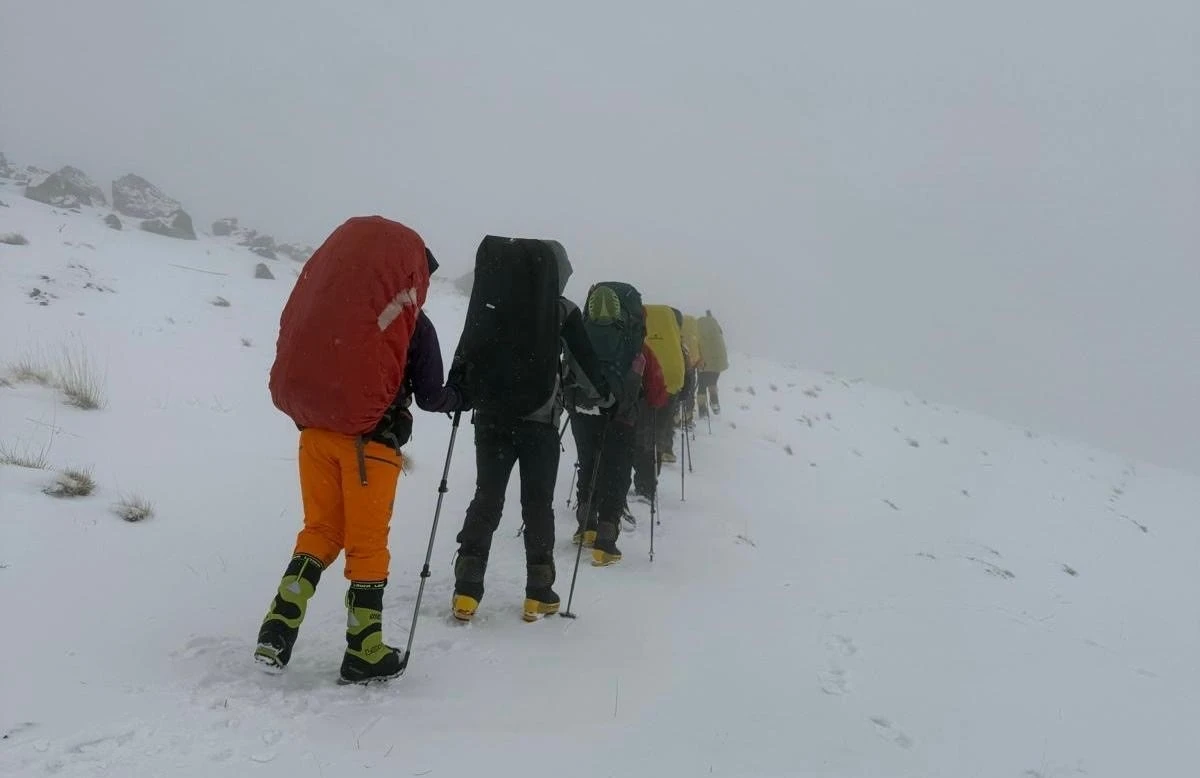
[2,0,1197,471]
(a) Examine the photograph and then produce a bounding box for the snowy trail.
[2,188,1199,777]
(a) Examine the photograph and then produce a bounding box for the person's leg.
[592,422,635,566]
[254,428,342,670]
[338,437,406,683]
[657,394,679,462]
[570,412,603,542]
[452,417,518,618]
[515,421,562,619]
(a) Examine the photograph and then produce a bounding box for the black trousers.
[456,415,560,564]
[570,412,635,531]
[631,403,658,498]
[698,371,721,409]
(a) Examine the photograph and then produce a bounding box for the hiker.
[567,285,668,566]
[643,304,688,464]
[680,312,703,429]
[696,309,729,417]
[448,237,611,623]
[630,345,668,502]
[256,216,468,685]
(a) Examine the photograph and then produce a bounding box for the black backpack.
[578,281,645,408]
[454,236,562,418]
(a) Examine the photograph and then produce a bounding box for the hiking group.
[253,216,729,684]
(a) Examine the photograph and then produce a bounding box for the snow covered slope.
[1,184,1197,777]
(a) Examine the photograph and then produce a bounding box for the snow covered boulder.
[0,152,16,179]
[212,217,238,237]
[254,262,275,280]
[104,214,123,230]
[112,174,184,219]
[140,210,196,240]
[277,242,313,263]
[25,166,108,209]
[14,165,49,185]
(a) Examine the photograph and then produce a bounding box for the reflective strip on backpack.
[377,288,419,331]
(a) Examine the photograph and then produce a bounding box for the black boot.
[338,581,405,685]
[591,521,622,566]
[452,551,487,622]
[523,560,560,622]
[254,554,323,671]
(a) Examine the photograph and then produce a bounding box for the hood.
[543,239,572,294]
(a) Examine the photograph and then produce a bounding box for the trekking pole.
[561,419,609,619]
[685,417,694,473]
[679,421,686,502]
[565,462,579,509]
[401,411,462,671]
[650,455,658,561]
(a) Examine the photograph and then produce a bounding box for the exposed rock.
[239,230,276,251]
[277,242,313,263]
[14,166,49,185]
[0,153,15,179]
[140,209,197,240]
[104,214,123,230]
[212,217,238,236]
[454,270,474,296]
[112,174,183,219]
[254,262,275,280]
[250,246,276,260]
[24,166,108,209]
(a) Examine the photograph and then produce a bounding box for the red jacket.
[641,345,669,409]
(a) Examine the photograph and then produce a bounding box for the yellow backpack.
[681,315,703,368]
[643,304,686,394]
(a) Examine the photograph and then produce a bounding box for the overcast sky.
[2,1,1197,471]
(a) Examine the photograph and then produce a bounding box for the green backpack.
[578,282,645,408]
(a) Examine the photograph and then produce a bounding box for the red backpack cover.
[269,216,430,436]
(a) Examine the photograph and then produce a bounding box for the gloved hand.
[447,382,472,413]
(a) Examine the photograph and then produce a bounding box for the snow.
[1,184,1198,777]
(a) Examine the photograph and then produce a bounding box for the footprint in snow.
[965,556,1015,580]
[870,717,914,749]
[819,635,858,696]
[827,634,858,657]
[818,666,849,696]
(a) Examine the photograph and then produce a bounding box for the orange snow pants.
[292,428,403,582]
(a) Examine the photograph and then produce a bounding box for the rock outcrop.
[140,210,197,240]
[104,214,123,230]
[277,243,314,263]
[24,166,108,209]
[254,262,275,280]
[112,174,183,219]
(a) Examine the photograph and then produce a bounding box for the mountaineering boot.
[254,553,324,671]
[573,499,597,547]
[591,522,623,567]
[452,551,487,622]
[572,527,597,547]
[522,561,560,622]
[339,581,405,684]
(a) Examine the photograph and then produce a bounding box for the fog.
[2,1,1197,471]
